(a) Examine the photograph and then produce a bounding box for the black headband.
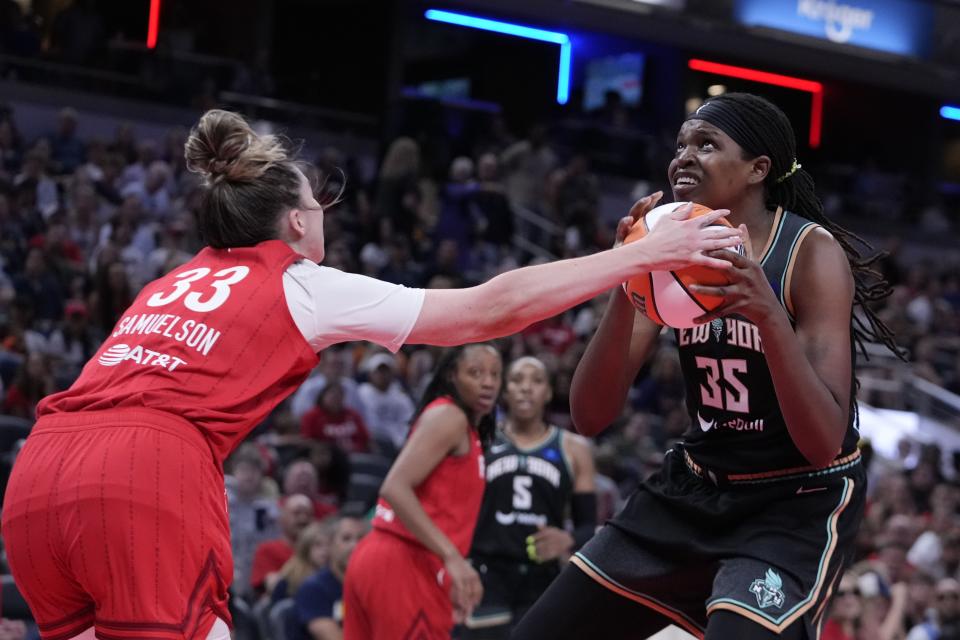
[685,99,765,159]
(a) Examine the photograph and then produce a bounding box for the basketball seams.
[625,202,731,327]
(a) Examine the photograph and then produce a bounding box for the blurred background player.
[0,108,738,640]
[343,344,502,639]
[513,93,902,639]
[465,356,596,639]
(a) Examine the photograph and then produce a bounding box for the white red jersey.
[39,240,424,464]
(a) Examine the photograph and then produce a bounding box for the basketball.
[623,201,740,328]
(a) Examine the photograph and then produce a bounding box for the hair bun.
[185,109,288,184]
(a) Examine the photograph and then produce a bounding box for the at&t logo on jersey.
[98,343,187,372]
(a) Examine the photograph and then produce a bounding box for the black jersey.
[676,208,859,475]
[470,427,574,562]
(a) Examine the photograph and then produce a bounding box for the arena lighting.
[146,0,161,49]
[424,9,571,104]
[688,59,823,149]
[941,106,960,121]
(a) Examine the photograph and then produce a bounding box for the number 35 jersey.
[675,209,858,475]
[39,240,319,464]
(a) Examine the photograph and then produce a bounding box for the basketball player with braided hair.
[512,93,901,640]
[1,109,739,640]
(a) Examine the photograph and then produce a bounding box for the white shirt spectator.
[357,380,416,450]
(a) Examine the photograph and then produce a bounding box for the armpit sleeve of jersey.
[284,261,425,353]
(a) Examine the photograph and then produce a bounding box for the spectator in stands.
[500,123,557,215]
[357,352,415,454]
[272,518,335,605]
[378,238,424,288]
[301,381,371,454]
[290,345,364,422]
[250,493,315,601]
[471,152,514,250]
[291,515,367,640]
[146,214,193,279]
[227,443,281,602]
[65,183,101,256]
[374,137,427,240]
[14,148,57,219]
[46,299,99,387]
[2,352,55,419]
[907,577,960,640]
[87,258,133,334]
[283,458,338,519]
[823,572,863,640]
[12,247,64,325]
[48,107,85,175]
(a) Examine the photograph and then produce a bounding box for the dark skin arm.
[570,193,667,436]
[378,404,483,621]
[690,226,854,467]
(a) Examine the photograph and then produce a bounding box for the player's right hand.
[613,191,663,249]
[446,554,483,621]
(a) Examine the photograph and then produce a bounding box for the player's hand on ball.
[689,224,779,324]
[614,191,663,248]
[527,525,575,563]
[641,204,741,272]
[446,554,483,622]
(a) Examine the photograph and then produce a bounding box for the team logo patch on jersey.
[749,568,786,609]
[711,318,724,342]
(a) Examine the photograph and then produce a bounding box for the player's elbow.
[570,399,608,438]
[470,279,525,340]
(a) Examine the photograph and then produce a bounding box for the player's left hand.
[688,224,780,325]
[527,525,575,563]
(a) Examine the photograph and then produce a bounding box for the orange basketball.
[623,202,738,328]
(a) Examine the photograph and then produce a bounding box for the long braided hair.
[687,93,902,361]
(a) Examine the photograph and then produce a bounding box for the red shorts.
[1,409,232,640]
[343,530,453,640]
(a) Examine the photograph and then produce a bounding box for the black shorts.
[572,446,866,638]
[466,556,560,632]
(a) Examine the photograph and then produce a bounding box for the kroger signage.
[734,0,933,57]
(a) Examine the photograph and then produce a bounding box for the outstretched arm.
[569,194,669,436]
[406,203,739,347]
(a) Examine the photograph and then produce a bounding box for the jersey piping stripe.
[570,554,705,639]
[757,207,785,266]
[779,222,819,320]
[705,477,853,632]
[811,564,844,633]
[684,449,860,485]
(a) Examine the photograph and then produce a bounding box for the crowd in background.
[0,96,958,640]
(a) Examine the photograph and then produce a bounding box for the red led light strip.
[688,59,823,148]
[147,0,161,49]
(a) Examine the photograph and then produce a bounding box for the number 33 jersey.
[675,209,858,475]
[39,240,319,464]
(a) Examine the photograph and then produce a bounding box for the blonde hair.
[277,517,336,596]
